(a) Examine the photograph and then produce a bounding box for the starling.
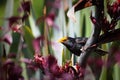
[58,37,108,56]
[58,37,87,56]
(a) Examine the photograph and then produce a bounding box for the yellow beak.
[58,37,68,43]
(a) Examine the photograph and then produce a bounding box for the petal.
[90,15,97,24]
[118,0,120,3]
[11,24,22,33]
[21,1,30,14]
[3,33,13,45]
[67,6,76,22]
[32,36,44,53]
[46,18,54,26]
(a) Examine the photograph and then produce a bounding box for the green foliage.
[23,26,34,53]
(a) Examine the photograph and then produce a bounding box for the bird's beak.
[58,37,68,43]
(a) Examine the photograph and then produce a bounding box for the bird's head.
[58,37,81,56]
[58,37,75,49]
[58,37,86,56]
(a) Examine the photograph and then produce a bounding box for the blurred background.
[0,0,120,80]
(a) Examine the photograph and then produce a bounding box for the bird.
[58,37,108,56]
[58,37,87,56]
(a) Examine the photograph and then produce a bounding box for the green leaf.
[99,65,107,80]
[13,0,20,16]
[23,26,34,54]
[29,14,40,38]
[3,0,14,54]
[62,48,71,65]
[4,0,14,23]
[80,8,91,37]
[99,55,108,80]
[31,0,44,18]
[113,63,120,80]
[9,32,21,53]
[21,56,28,80]
[0,0,6,25]
[81,15,86,37]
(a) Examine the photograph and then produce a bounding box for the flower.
[7,16,22,27]
[30,54,86,80]
[90,14,118,33]
[2,33,13,45]
[2,59,24,80]
[32,36,44,53]
[37,13,59,30]
[107,2,120,21]
[118,0,120,3]
[21,1,31,14]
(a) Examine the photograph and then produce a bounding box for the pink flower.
[32,36,44,53]
[3,33,13,45]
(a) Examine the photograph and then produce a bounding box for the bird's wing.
[94,48,108,56]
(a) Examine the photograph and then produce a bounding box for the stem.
[79,0,104,68]
[79,22,101,67]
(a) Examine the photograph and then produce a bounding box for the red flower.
[32,36,44,53]
[3,59,24,80]
[107,2,120,20]
[118,0,120,3]
[21,1,30,14]
[30,54,88,79]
